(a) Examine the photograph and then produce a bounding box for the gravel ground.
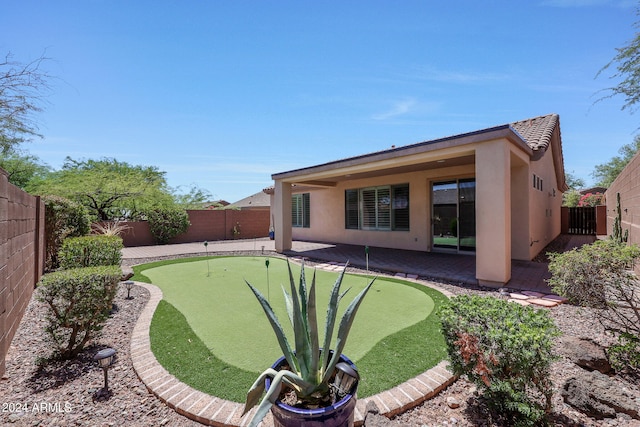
[393,299,640,427]
[0,284,200,427]
[1,254,639,426]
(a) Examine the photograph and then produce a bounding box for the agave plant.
[242,260,374,427]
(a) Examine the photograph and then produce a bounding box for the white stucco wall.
[528,143,563,259]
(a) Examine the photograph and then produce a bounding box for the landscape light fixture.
[265,258,270,302]
[334,362,359,397]
[204,241,210,276]
[94,348,116,395]
[124,280,134,299]
[365,246,370,272]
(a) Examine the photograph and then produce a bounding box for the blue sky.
[2,0,638,202]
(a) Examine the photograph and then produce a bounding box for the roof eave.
[273,125,532,181]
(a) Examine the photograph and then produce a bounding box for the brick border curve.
[130,280,456,427]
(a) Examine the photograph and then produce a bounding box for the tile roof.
[228,190,271,208]
[510,113,559,151]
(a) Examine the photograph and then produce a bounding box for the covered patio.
[120,237,558,294]
[269,114,567,287]
[284,240,553,294]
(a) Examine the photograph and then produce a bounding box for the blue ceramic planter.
[266,354,359,427]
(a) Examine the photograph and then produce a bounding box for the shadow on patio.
[287,240,573,294]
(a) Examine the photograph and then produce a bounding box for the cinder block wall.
[0,168,45,377]
[605,151,640,242]
[605,150,640,274]
[118,209,270,247]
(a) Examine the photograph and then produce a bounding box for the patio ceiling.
[290,154,476,188]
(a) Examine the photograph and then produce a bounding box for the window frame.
[344,184,409,231]
[292,193,310,228]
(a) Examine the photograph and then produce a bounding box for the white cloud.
[372,98,418,121]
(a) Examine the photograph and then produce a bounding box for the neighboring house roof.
[272,113,567,192]
[203,200,230,209]
[580,186,607,195]
[228,191,271,209]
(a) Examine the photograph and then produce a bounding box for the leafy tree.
[0,52,51,154]
[562,171,586,207]
[563,190,581,207]
[172,184,213,209]
[592,135,640,187]
[565,171,585,190]
[0,150,50,188]
[28,157,175,221]
[596,8,640,114]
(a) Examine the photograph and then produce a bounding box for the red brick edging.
[130,281,456,426]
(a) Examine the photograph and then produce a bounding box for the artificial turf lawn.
[142,257,431,370]
[135,256,448,401]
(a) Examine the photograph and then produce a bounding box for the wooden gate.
[567,207,596,235]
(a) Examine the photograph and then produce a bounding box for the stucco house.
[268,113,568,287]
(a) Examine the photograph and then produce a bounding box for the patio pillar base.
[478,279,506,289]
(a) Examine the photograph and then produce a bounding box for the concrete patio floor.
[122,235,596,293]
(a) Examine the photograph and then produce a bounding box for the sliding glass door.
[432,179,476,252]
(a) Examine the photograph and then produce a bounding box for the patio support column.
[274,180,292,253]
[475,140,511,286]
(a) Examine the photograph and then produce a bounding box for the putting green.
[143,257,434,372]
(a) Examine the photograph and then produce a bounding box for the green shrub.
[59,235,123,269]
[43,195,91,271]
[547,239,640,308]
[548,240,640,375]
[440,295,559,426]
[143,206,190,244]
[608,333,640,374]
[37,265,121,359]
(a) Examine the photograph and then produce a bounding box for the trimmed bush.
[440,295,559,426]
[37,266,121,359]
[43,195,90,271]
[143,206,190,244]
[59,235,123,269]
